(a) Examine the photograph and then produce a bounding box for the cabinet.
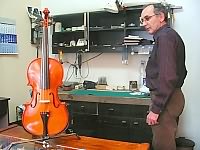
[67,101,99,137]
[97,103,131,142]
[52,6,153,54]
[66,100,152,143]
[52,13,88,53]
[0,97,10,128]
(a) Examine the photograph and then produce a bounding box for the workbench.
[0,125,150,150]
[59,89,152,143]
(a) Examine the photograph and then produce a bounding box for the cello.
[22,8,69,137]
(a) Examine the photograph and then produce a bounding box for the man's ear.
[159,12,165,22]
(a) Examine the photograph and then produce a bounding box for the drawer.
[130,118,152,143]
[70,101,97,114]
[130,105,149,118]
[130,118,147,127]
[73,114,99,137]
[99,116,130,128]
[97,116,130,141]
[98,103,131,117]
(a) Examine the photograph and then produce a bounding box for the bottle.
[139,60,146,88]
[139,60,149,93]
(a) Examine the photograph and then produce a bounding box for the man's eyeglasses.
[140,14,158,24]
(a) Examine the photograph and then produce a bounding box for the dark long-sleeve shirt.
[145,24,187,114]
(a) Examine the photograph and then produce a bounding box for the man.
[140,3,187,150]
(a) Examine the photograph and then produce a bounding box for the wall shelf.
[52,3,176,54]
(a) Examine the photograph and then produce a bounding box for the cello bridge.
[39,99,50,103]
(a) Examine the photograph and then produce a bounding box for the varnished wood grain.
[1,126,150,150]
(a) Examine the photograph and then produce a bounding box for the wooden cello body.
[22,8,69,137]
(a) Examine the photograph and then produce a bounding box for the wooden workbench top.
[0,125,150,150]
[59,89,151,106]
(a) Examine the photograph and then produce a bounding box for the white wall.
[0,0,41,123]
[61,53,149,89]
[42,0,200,149]
[42,0,108,15]
[166,0,200,149]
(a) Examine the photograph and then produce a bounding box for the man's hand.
[146,111,159,125]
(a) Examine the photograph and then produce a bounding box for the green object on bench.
[68,89,150,99]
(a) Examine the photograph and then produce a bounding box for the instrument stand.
[6,132,80,150]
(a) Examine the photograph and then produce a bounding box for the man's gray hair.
[144,3,169,22]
